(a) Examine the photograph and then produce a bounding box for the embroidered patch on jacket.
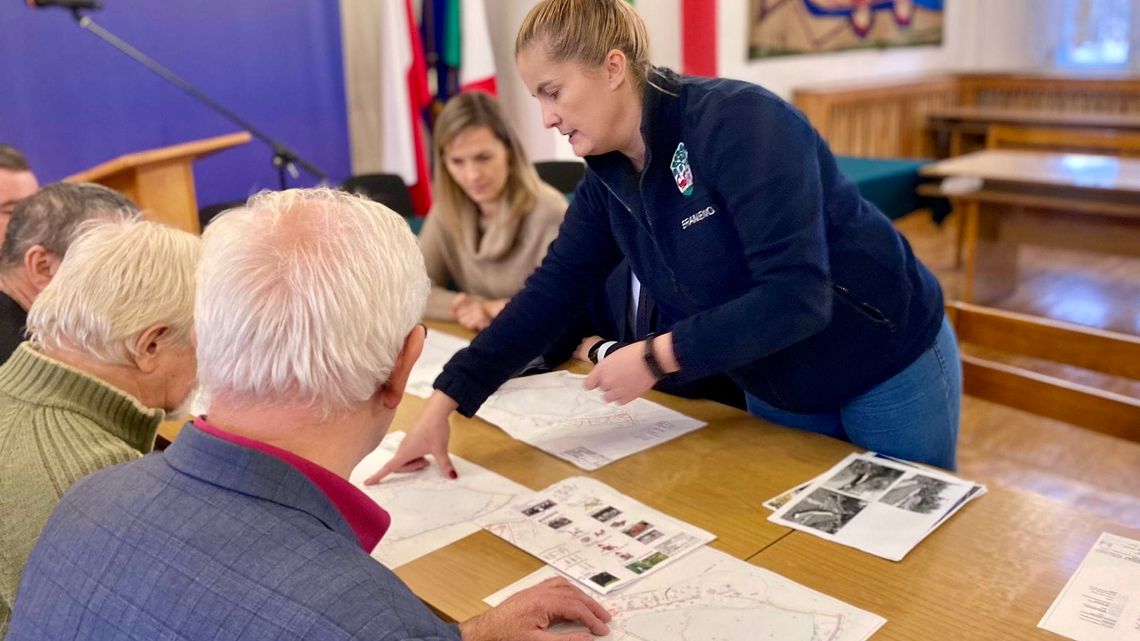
[670,142,694,196]
[681,206,716,230]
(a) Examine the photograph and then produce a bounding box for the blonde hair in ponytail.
[516,0,651,90]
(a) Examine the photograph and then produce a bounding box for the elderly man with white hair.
[8,188,611,641]
[0,218,199,635]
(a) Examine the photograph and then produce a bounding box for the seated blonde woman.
[419,91,567,331]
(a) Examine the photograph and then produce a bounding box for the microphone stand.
[67,7,326,190]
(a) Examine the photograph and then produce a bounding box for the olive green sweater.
[0,344,163,636]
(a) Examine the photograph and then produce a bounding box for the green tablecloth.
[835,155,950,222]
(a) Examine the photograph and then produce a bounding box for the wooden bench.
[986,124,1140,156]
[947,301,1140,442]
[926,108,1140,158]
[793,73,1140,159]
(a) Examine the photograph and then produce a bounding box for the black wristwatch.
[642,334,671,380]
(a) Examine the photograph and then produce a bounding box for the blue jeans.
[746,317,962,470]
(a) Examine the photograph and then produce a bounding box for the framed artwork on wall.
[748,0,944,59]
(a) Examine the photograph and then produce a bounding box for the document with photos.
[476,476,715,595]
[350,431,530,568]
[484,546,886,641]
[1039,532,1140,641]
[768,452,986,561]
[476,371,706,471]
[763,454,949,513]
[405,330,469,398]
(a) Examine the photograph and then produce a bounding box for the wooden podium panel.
[65,132,251,233]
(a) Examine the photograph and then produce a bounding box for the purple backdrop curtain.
[0,1,350,207]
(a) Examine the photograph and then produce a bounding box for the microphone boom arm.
[70,9,326,188]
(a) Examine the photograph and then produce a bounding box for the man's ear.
[23,245,60,294]
[130,324,170,374]
[379,325,426,409]
[604,48,628,90]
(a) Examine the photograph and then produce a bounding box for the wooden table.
[391,376,863,622]
[919,149,1140,303]
[927,107,1140,157]
[167,321,1140,635]
[155,321,857,618]
[750,486,1140,640]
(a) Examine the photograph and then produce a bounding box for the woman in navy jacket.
[367,0,961,483]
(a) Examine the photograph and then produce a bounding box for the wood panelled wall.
[960,75,1140,113]
[793,73,1140,158]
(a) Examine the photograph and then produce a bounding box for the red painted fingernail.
[449,471,458,480]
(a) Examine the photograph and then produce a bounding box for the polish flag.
[378,0,433,215]
[458,0,497,94]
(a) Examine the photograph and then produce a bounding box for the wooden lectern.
[64,132,252,233]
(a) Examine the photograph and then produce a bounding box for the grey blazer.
[9,424,460,641]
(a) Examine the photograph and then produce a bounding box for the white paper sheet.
[768,452,986,561]
[484,546,886,641]
[476,371,706,470]
[405,331,470,398]
[350,431,530,568]
[1039,532,1140,641]
[476,476,715,595]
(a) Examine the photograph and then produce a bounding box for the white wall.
[484,0,562,161]
[483,0,682,162]
[639,0,683,71]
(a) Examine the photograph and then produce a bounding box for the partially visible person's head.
[432,91,543,226]
[0,183,140,306]
[196,188,429,430]
[515,0,650,157]
[27,219,200,413]
[0,144,40,245]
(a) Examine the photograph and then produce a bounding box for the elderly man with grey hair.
[0,182,139,361]
[0,218,199,634]
[8,188,611,641]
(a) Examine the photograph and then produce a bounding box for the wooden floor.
[894,213,1140,528]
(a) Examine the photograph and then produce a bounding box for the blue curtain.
[0,1,350,206]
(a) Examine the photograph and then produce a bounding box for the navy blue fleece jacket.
[435,67,943,415]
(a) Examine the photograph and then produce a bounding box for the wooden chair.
[947,302,1140,442]
[985,124,1140,156]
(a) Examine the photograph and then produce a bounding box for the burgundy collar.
[192,417,390,551]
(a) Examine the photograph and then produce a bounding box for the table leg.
[967,202,1020,304]
[961,200,979,303]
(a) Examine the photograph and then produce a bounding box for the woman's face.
[443,125,511,210]
[516,46,625,158]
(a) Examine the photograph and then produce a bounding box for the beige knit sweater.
[0,344,163,635]
[419,183,567,320]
